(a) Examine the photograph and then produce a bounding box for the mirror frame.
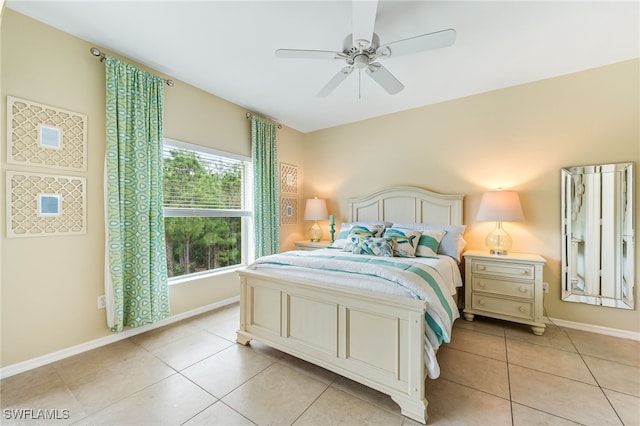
[561,162,635,309]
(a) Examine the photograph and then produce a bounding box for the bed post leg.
[391,395,428,424]
[236,330,252,345]
[236,277,252,345]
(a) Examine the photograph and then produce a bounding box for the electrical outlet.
[97,295,106,309]
[542,282,549,293]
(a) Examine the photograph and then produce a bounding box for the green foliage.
[163,149,243,277]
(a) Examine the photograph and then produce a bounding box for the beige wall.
[302,59,639,333]
[1,9,637,370]
[0,10,304,368]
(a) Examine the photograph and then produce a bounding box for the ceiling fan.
[275,1,456,98]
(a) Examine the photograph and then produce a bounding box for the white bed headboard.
[348,186,464,226]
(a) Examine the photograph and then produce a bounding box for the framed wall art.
[280,162,298,194]
[7,96,88,171]
[6,171,87,237]
[280,196,297,225]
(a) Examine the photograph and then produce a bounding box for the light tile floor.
[2,303,639,425]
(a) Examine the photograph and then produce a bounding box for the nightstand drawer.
[471,294,533,320]
[472,260,535,280]
[471,276,534,299]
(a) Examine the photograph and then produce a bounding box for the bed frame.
[237,186,464,424]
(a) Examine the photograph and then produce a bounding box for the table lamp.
[304,197,328,242]
[476,190,524,255]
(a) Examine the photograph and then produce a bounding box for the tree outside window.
[163,139,251,278]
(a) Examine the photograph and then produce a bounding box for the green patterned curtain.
[104,56,170,332]
[251,116,280,257]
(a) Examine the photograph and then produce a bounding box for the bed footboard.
[237,269,429,424]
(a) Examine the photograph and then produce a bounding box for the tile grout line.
[454,321,605,425]
[503,326,515,426]
[136,316,261,425]
[543,302,627,425]
[288,385,332,426]
[62,338,182,423]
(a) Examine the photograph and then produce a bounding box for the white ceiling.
[6,1,639,133]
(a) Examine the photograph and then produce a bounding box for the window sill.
[168,264,247,286]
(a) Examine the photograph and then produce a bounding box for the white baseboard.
[0,296,239,380]
[547,316,640,341]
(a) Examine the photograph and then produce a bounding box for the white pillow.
[392,223,466,263]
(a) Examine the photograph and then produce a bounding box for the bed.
[236,186,465,424]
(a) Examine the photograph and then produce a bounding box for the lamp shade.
[304,198,328,220]
[476,190,524,222]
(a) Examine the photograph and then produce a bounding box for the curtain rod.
[90,47,174,87]
[245,112,282,129]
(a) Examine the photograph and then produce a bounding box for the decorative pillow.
[351,237,394,257]
[342,225,385,251]
[383,228,423,257]
[415,230,447,257]
[393,223,467,263]
[331,222,387,249]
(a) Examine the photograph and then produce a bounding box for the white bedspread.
[246,249,461,378]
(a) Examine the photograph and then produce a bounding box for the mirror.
[561,162,635,309]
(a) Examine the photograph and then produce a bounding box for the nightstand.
[463,250,546,335]
[295,241,332,251]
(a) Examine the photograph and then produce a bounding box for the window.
[163,138,252,279]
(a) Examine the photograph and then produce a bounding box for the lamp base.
[309,221,322,242]
[489,249,509,256]
[485,221,512,256]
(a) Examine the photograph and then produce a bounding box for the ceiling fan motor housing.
[343,33,379,68]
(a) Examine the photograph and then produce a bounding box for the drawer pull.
[519,287,528,293]
[520,269,529,275]
[478,281,486,287]
[477,265,486,271]
[479,299,486,305]
[518,306,526,313]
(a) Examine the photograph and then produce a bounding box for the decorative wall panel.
[280,197,297,225]
[7,96,88,171]
[6,171,87,237]
[280,163,298,194]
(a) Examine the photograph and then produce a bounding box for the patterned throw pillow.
[342,224,386,251]
[383,228,423,257]
[415,230,447,257]
[392,223,467,263]
[330,222,387,249]
[351,237,394,257]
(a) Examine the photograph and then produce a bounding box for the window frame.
[163,137,254,282]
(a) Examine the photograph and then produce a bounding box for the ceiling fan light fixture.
[353,54,369,69]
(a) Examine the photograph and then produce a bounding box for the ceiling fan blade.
[317,66,354,98]
[378,29,456,58]
[352,0,378,48]
[275,49,346,60]
[366,63,404,95]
